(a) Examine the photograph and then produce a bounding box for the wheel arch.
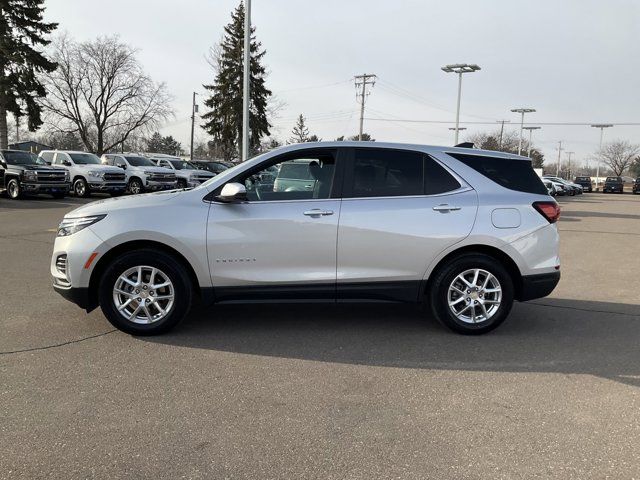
[87,240,203,311]
[424,244,524,301]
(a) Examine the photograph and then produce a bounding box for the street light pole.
[496,120,510,149]
[511,108,536,155]
[556,141,563,177]
[523,126,541,158]
[591,124,613,190]
[441,64,481,145]
[190,92,198,161]
[566,151,575,180]
[241,0,251,162]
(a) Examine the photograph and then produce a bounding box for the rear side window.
[350,149,423,198]
[448,153,547,195]
[424,155,461,194]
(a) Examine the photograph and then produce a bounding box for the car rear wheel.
[98,249,193,335]
[428,254,514,335]
[7,178,22,199]
[73,178,89,197]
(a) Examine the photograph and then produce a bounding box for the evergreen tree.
[145,132,182,155]
[201,2,271,161]
[0,0,57,148]
[289,114,309,143]
[146,132,164,152]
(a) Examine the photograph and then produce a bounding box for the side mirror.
[63,160,72,166]
[119,164,127,170]
[216,182,247,203]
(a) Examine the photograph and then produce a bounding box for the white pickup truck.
[101,153,177,194]
[146,154,214,188]
[38,150,127,197]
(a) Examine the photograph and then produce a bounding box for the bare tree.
[597,140,640,176]
[40,35,172,155]
[466,129,544,168]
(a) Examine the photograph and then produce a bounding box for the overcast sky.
[44,0,640,164]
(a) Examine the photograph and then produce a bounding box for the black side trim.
[211,281,422,304]
[519,271,560,301]
[53,284,96,311]
[337,281,421,303]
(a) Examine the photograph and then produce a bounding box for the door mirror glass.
[217,182,247,202]
[63,160,72,166]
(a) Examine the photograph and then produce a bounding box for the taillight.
[533,201,561,223]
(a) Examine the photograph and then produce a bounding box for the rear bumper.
[519,271,560,301]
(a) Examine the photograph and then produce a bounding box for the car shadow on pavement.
[144,298,640,388]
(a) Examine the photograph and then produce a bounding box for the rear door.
[336,147,478,301]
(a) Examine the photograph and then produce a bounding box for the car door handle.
[432,204,461,212]
[303,209,334,217]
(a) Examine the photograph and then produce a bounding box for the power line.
[365,118,640,126]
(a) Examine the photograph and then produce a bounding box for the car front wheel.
[428,254,514,335]
[128,178,144,194]
[73,178,89,197]
[7,178,22,199]
[98,249,193,335]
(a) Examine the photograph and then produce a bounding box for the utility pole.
[591,124,613,191]
[511,108,536,155]
[449,127,466,142]
[190,92,198,161]
[441,64,481,144]
[556,141,563,177]
[241,0,251,161]
[523,126,541,158]
[566,151,575,180]
[354,73,376,140]
[496,120,510,149]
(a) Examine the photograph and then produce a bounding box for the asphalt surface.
[1,192,639,479]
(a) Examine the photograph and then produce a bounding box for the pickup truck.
[146,154,214,188]
[39,150,127,197]
[0,149,70,199]
[603,176,624,193]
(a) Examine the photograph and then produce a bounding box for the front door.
[336,147,478,302]
[207,148,343,301]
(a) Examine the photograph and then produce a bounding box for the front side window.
[40,151,54,163]
[169,160,197,170]
[236,151,336,202]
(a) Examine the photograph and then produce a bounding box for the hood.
[11,164,60,171]
[74,164,123,174]
[130,165,175,174]
[65,189,182,217]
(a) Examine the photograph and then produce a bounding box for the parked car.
[39,150,127,197]
[543,176,582,196]
[0,149,70,199]
[146,154,214,188]
[52,142,560,336]
[192,160,233,175]
[573,175,593,192]
[603,176,624,193]
[101,153,177,194]
[543,180,565,197]
[633,178,640,195]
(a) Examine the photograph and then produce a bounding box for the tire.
[98,249,193,335]
[177,178,187,189]
[128,178,144,195]
[428,253,515,335]
[73,177,89,197]
[6,178,22,199]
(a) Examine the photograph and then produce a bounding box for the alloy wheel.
[112,265,175,324]
[447,268,502,324]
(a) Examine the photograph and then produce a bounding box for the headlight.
[23,171,37,181]
[64,171,70,181]
[57,214,107,237]
[143,170,155,175]
[87,170,104,178]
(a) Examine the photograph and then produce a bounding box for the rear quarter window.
[448,152,548,195]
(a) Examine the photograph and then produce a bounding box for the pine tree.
[289,114,309,143]
[0,0,57,148]
[201,2,271,161]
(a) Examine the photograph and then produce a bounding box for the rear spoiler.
[454,142,474,149]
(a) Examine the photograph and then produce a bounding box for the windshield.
[169,160,198,170]
[125,156,156,167]
[575,177,590,181]
[606,177,621,182]
[69,153,101,165]
[3,151,38,165]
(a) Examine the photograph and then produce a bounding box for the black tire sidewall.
[98,249,193,335]
[429,254,514,335]
[74,178,89,197]
[129,178,143,194]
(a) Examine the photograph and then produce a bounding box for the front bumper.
[53,282,93,310]
[146,180,177,191]
[519,271,561,301]
[22,182,70,193]
[89,182,127,192]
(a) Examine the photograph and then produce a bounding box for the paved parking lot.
[1,193,639,479]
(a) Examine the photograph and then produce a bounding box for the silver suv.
[39,150,127,197]
[51,142,561,335]
[100,153,177,194]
